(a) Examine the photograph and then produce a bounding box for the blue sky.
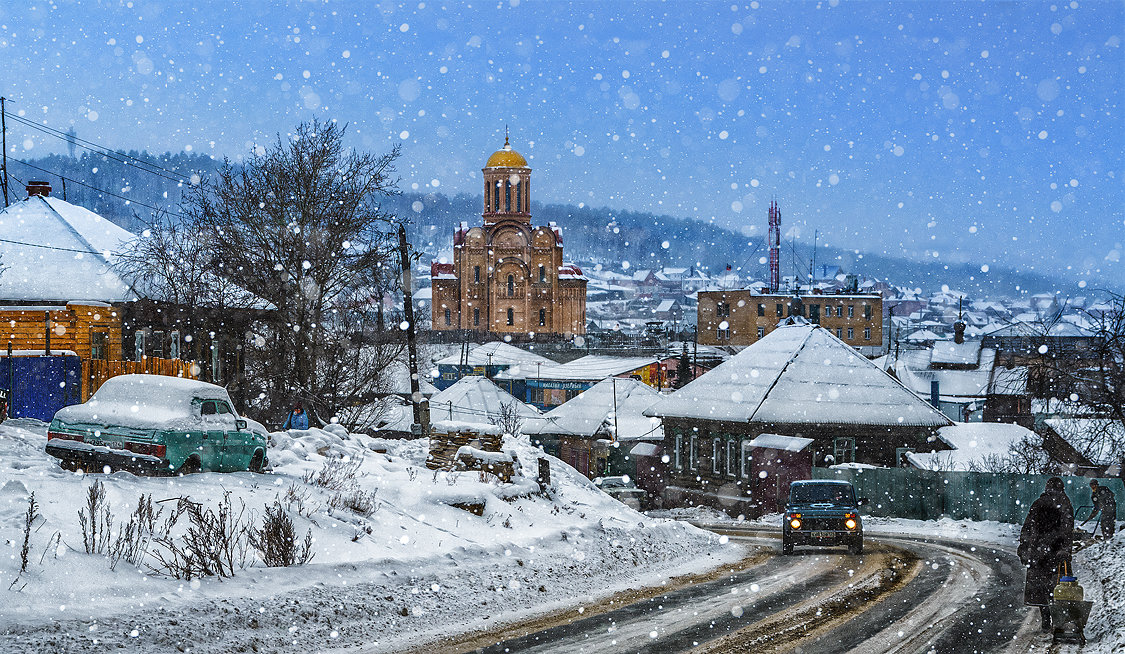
[2,1,1122,285]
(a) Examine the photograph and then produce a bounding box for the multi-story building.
[430,138,587,338]
[697,289,883,354]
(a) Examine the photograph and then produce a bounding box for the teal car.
[782,480,864,555]
[46,374,268,475]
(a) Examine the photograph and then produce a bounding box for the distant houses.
[644,322,953,513]
[495,354,666,410]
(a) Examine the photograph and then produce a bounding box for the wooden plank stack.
[425,428,503,471]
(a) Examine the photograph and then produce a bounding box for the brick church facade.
[431,138,587,338]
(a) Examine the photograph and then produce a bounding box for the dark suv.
[782,480,863,555]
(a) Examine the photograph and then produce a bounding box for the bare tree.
[490,401,525,437]
[181,120,400,420]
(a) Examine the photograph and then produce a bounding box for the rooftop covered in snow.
[435,341,556,368]
[523,377,663,441]
[646,324,952,427]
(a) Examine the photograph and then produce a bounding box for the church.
[430,138,587,338]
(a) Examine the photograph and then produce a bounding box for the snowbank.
[0,420,738,653]
[1073,532,1125,654]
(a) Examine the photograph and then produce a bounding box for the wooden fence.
[815,467,1124,524]
[83,357,198,400]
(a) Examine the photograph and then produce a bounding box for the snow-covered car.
[45,374,268,475]
[782,479,864,555]
[594,475,648,510]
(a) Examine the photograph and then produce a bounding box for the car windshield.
[790,484,854,506]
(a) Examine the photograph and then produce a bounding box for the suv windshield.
[790,484,855,506]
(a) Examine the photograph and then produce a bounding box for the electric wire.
[9,157,191,220]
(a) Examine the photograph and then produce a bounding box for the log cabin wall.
[0,302,122,361]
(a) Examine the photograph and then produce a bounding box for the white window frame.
[757,326,765,339]
[741,440,753,479]
[689,433,698,470]
[674,432,683,470]
[864,327,871,340]
[848,305,855,318]
[847,327,855,340]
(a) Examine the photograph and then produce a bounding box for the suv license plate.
[812,531,835,539]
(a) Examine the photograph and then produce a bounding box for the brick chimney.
[26,181,52,198]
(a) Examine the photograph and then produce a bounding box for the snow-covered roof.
[523,377,663,441]
[1044,418,1124,466]
[54,374,235,430]
[0,195,136,303]
[907,422,1034,471]
[656,299,677,312]
[930,339,982,366]
[499,354,655,382]
[435,341,556,368]
[748,433,813,452]
[645,324,952,427]
[905,329,944,342]
[427,376,542,429]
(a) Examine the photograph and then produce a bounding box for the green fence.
[813,467,1125,524]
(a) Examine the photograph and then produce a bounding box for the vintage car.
[46,374,268,475]
[594,475,649,510]
[782,479,864,555]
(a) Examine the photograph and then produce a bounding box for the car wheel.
[848,538,863,555]
[782,538,794,555]
[178,455,202,476]
[248,450,265,473]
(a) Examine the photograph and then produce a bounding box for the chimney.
[26,181,52,198]
[953,320,967,344]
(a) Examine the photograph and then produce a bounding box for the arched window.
[494,182,501,213]
[507,274,515,297]
[515,181,522,213]
[506,308,514,326]
[538,265,546,283]
[504,181,512,212]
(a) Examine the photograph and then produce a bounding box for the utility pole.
[1,97,9,207]
[398,223,428,436]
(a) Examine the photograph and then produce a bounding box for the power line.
[0,236,107,256]
[3,111,190,184]
[9,157,191,220]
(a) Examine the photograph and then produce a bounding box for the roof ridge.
[36,196,111,266]
[746,325,818,423]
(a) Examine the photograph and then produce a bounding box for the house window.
[474,266,481,283]
[836,327,843,339]
[210,338,222,384]
[134,331,146,361]
[809,304,820,324]
[833,437,856,464]
[741,441,753,478]
[539,265,546,283]
[864,304,872,320]
[718,326,730,340]
[712,438,721,475]
[847,327,854,340]
[864,327,871,340]
[674,432,683,470]
[757,326,765,339]
[444,308,451,325]
[726,439,737,477]
[716,301,730,318]
[776,304,784,317]
[91,332,109,361]
[473,308,480,326]
[152,331,165,359]
[506,308,514,326]
[539,308,546,326]
[169,331,181,359]
[836,305,843,317]
[757,303,765,316]
[689,432,698,470]
[848,305,855,318]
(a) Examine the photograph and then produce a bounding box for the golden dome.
[485,136,528,168]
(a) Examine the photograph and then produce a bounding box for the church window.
[539,308,546,326]
[444,308,451,325]
[539,265,546,283]
[474,266,480,283]
[473,308,480,326]
[516,182,522,213]
[507,274,515,297]
[494,182,501,212]
[506,308,514,326]
[504,181,512,212]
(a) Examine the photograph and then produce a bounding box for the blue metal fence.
[0,354,83,422]
[814,466,1125,524]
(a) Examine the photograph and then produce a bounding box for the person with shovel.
[1085,479,1117,539]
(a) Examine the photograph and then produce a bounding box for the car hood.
[786,502,858,514]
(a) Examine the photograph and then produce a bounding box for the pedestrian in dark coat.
[1088,479,1117,538]
[282,403,309,430]
[1019,476,1074,630]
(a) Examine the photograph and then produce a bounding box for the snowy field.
[0,420,739,653]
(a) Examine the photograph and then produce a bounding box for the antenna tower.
[768,200,781,293]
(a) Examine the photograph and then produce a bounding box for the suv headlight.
[845,518,857,530]
[789,518,802,529]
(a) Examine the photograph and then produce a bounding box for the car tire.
[848,538,863,555]
[782,538,794,555]
[248,450,265,473]
[178,455,202,476]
